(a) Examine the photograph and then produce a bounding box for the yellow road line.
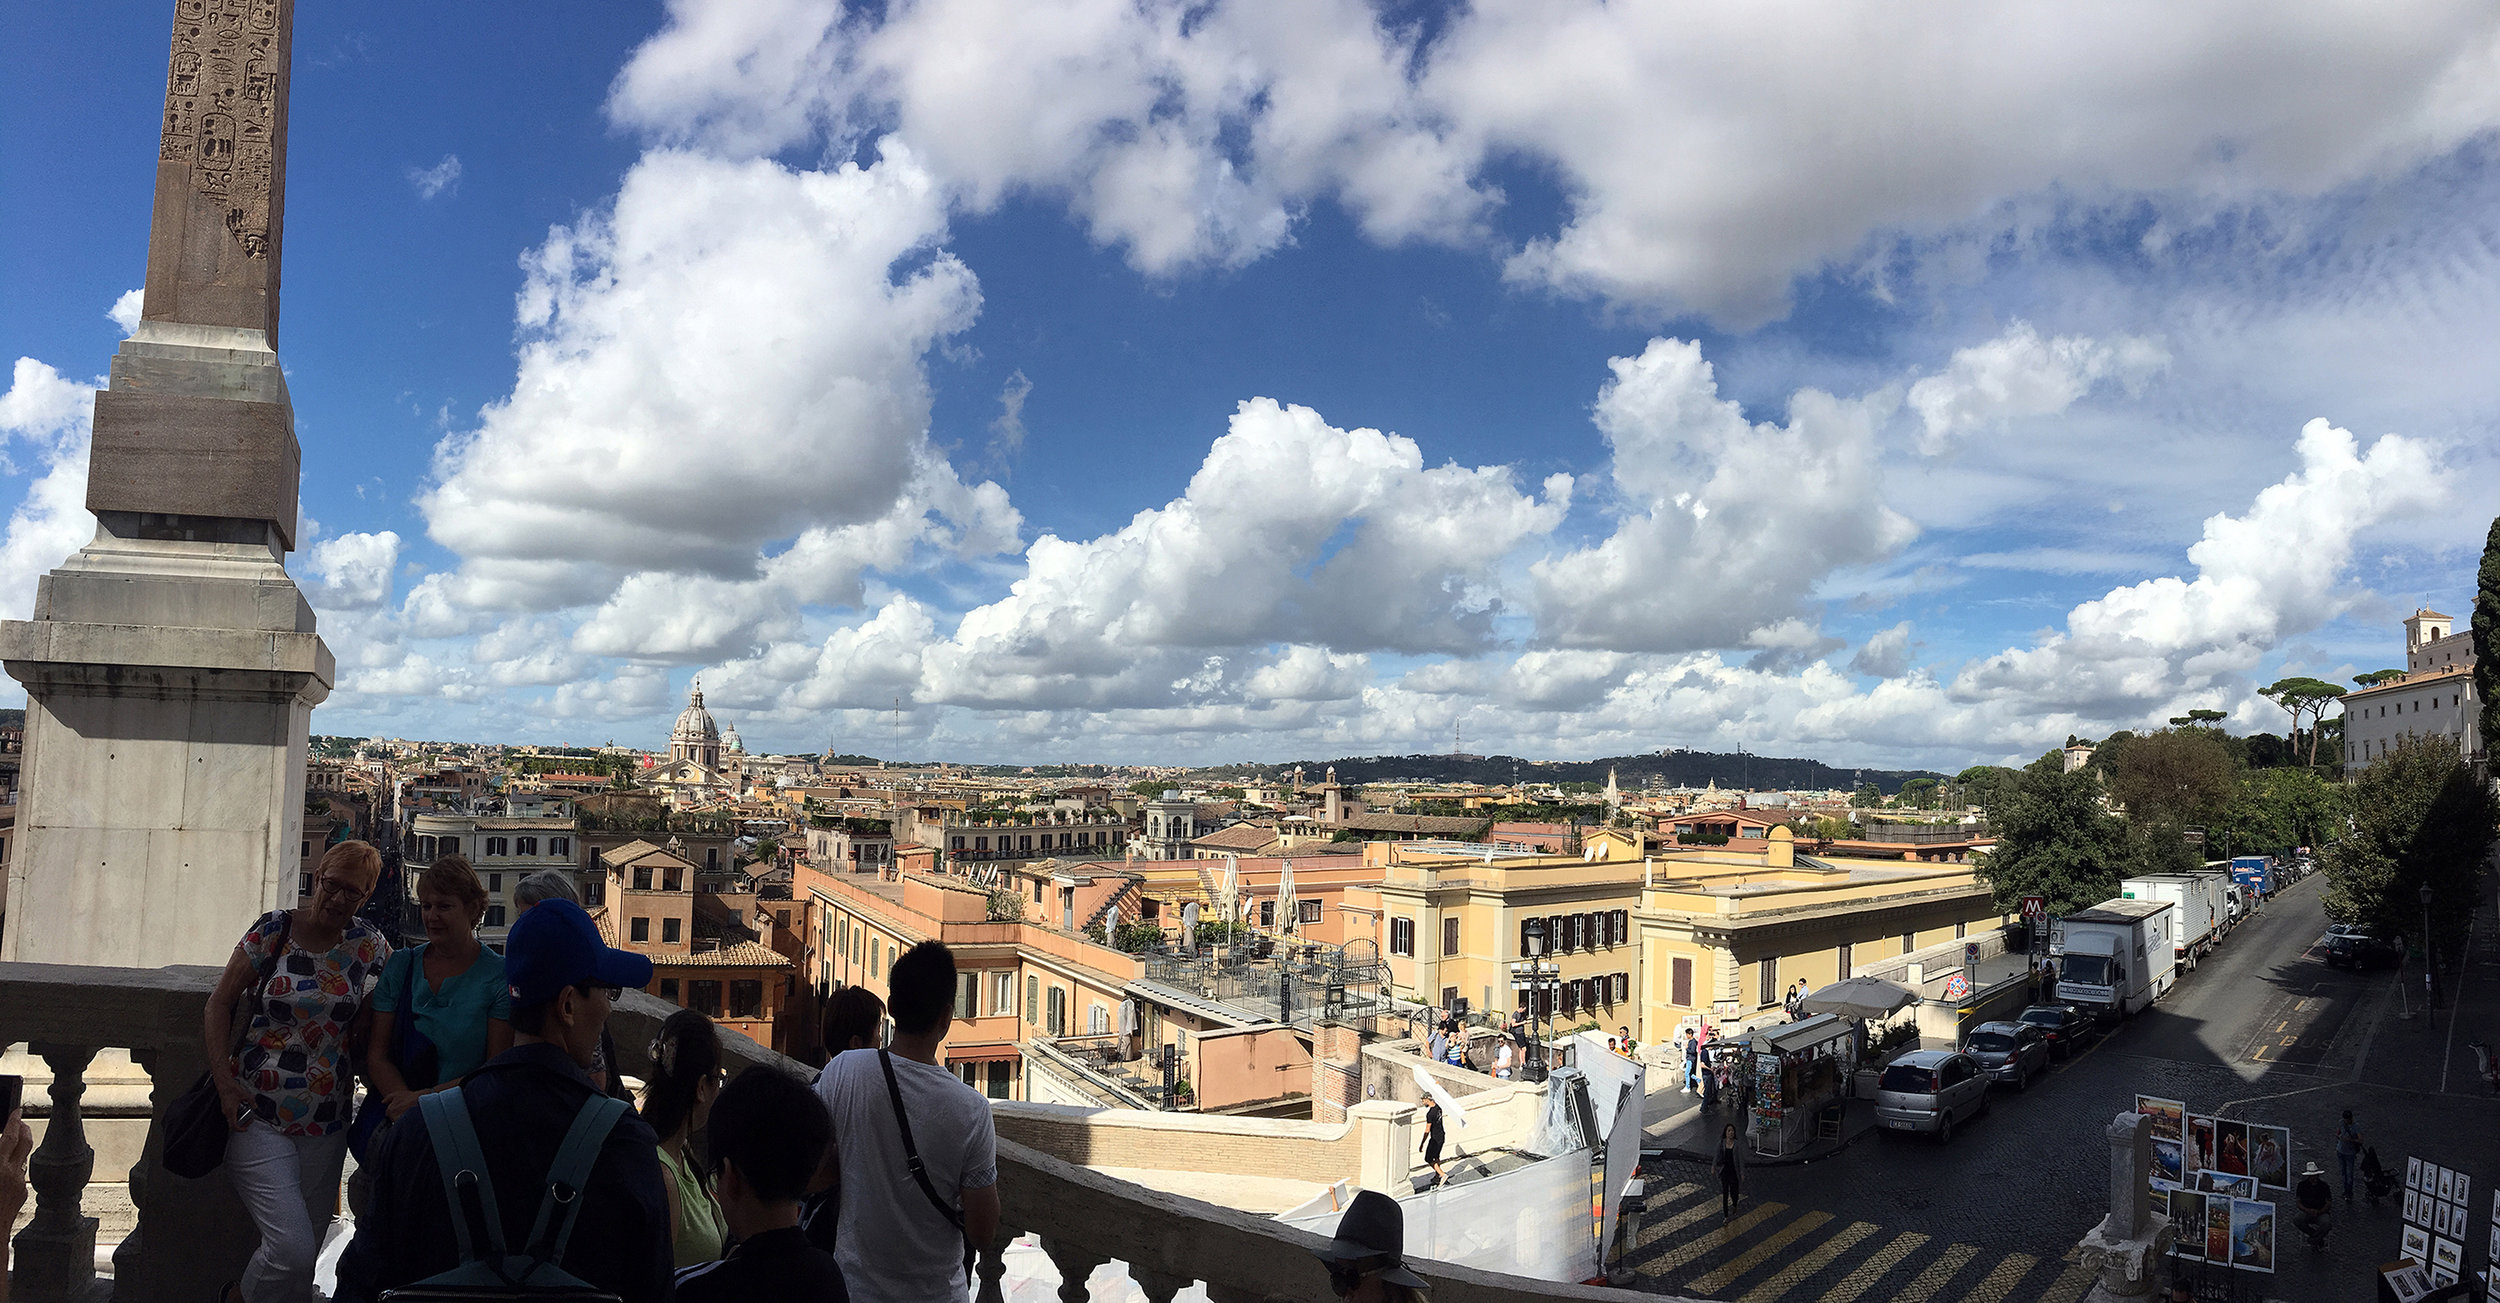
[1735,1220,1878,1303]
[1634,1189,1752,1249]
[2038,1262,2097,1303]
[1684,1210,1833,1294]
[1890,1242,1978,1303]
[1816,1231,1929,1303]
[1644,1202,1790,1275]
[1955,1251,2036,1303]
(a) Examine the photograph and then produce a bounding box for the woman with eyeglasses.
[204,840,391,1303]
[643,1008,728,1267]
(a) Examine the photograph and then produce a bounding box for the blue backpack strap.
[519,1093,631,1272]
[419,1089,506,1264]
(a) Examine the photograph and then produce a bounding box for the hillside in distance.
[1224,749,1943,794]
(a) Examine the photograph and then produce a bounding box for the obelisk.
[0,0,333,967]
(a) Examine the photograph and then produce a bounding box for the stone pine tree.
[2475,515,2500,777]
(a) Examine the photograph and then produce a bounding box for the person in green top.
[644,1008,728,1268]
[368,856,514,1116]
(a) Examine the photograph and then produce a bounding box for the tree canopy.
[2319,733,2498,952]
[2099,728,2236,826]
[1978,765,2131,915]
[2476,515,2500,766]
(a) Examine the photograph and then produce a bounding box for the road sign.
[2021,895,2046,925]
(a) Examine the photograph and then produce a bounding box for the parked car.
[2325,933,2401,969]
[1874,1050,1990,1142]
[1963,1021,2050,1090]
[2015,1004,2092,1060]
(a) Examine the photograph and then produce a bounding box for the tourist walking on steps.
[1422,1097,1448,1187]
[1681,1030,1698,1092]
[209,841,390,1303]
[1714,1123,1742,1218]
[2335,1110,2362,1204]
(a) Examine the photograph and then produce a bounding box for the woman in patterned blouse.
[204,840,391,1303]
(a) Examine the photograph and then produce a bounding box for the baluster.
[1039,1235,1108,1303]
[118,1045,255,1303]
[12,1043,100,1303]
[1127,1264,1190,1303]
[973,1224,1017,1303]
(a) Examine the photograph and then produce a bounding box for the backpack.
[376,1089,633,1303]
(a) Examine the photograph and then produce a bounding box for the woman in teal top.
[366,856,514,1118]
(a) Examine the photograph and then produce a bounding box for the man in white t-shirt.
[814,941,1001,1301]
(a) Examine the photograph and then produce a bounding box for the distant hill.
[1216,750,1942,795]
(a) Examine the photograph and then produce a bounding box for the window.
[663,868,682,892]
[662,918,681,944]
[485,905,506,928]
[1759,955,1779,1006]
[1046,986,1066,1036]
[1837,942,1852,980]
[690,981,723,1016]
[489,873,503,893]
[870,944,881,977]
[1954,921,1967,940]
[775,909,790,929]
[438,837,459,857]
[955,973,978,1020]
[1901,932,1916,953]
[1026,976,1040,1024]
[730,980,763,1019]
[887,944,896,973]
[551,837,569,856]
[1610,910,1627,946]
[706,848,719,870]
[516,837,537,856]
[992,971,1015,1016]
[1442,916,1460,955]
[485,837,508,857]
[631,917,650,942]
[1562,980,1580,1016]
[1260,900,1277,927]
[1671,957,1693,1007]
[418,835,435,860]
[975,837,988,852]
[986,1061,1012,1100]
[1301,900,1324,925]
[300,872,313,897]
[659,978,679,1001]
[952,838,964,851]
[1089,1003,1109,1034]
[1389,918,1415,956]
[633,866,653,890]
[300,840,310,859]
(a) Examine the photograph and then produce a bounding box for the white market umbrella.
[1278,858,1299,935]
[1181,900,1201,954]
[1797,976,1919,1021]
[1220,854,1241,927]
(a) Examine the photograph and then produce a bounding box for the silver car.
[1963,1021,2049,1090]
[1874,1049,1990,1142]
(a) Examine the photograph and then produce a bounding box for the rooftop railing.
[0,961,1663,1303]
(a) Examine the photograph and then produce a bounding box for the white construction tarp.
[1570,1032,1647,1271]
[1279,1153,1597,1284]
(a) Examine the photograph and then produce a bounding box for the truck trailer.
[2052,898,2177,1022]
[2119,873,2229,968]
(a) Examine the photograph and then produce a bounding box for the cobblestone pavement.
[1627,868,2500,1303]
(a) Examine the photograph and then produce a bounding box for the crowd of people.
[192,840,1005,1303]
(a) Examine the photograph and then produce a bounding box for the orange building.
[595,838,794,1053]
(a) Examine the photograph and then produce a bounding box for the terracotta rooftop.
[648,941,791,969]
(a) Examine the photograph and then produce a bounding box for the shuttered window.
[1671,957,1692,1007]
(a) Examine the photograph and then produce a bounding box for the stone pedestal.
[2073,1110,2175,1299]
[0,326,329,969]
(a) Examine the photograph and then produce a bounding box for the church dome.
[671,682,720,746]
[723,722,744,754]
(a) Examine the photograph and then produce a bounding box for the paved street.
[1630,868,2500,1302]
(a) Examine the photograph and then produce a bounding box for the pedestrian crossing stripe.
[1734,1220,1878,1303]
[1683,1210,1832,1294]
[1631,1183,2086,1303]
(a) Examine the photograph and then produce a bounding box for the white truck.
[2119,873,2228,969]
[2051,898,2176,1022]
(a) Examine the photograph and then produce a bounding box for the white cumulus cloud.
[1907,322,2171,454]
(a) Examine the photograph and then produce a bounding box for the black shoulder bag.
[877,1049,978,1281]
[165,910,293,1179]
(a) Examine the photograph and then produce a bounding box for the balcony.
[0,961,1663,1302]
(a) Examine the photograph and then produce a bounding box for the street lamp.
[2421,883,2438,1011]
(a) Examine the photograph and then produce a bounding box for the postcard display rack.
[2135,1095,2287,1278]
[2390,1154,2489,1296]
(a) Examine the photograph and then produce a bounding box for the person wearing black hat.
[1315,1189,1430,1301]
[335,898,674,1303]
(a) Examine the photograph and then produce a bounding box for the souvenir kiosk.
[1746,1013,1857,1158]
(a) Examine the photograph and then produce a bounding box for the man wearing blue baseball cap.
[337,899,675,1302]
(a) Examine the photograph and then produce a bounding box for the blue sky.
[5,1,2497,770]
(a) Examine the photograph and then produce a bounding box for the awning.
[1798,976,1918,1021]
[945,1045,1024,1065]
